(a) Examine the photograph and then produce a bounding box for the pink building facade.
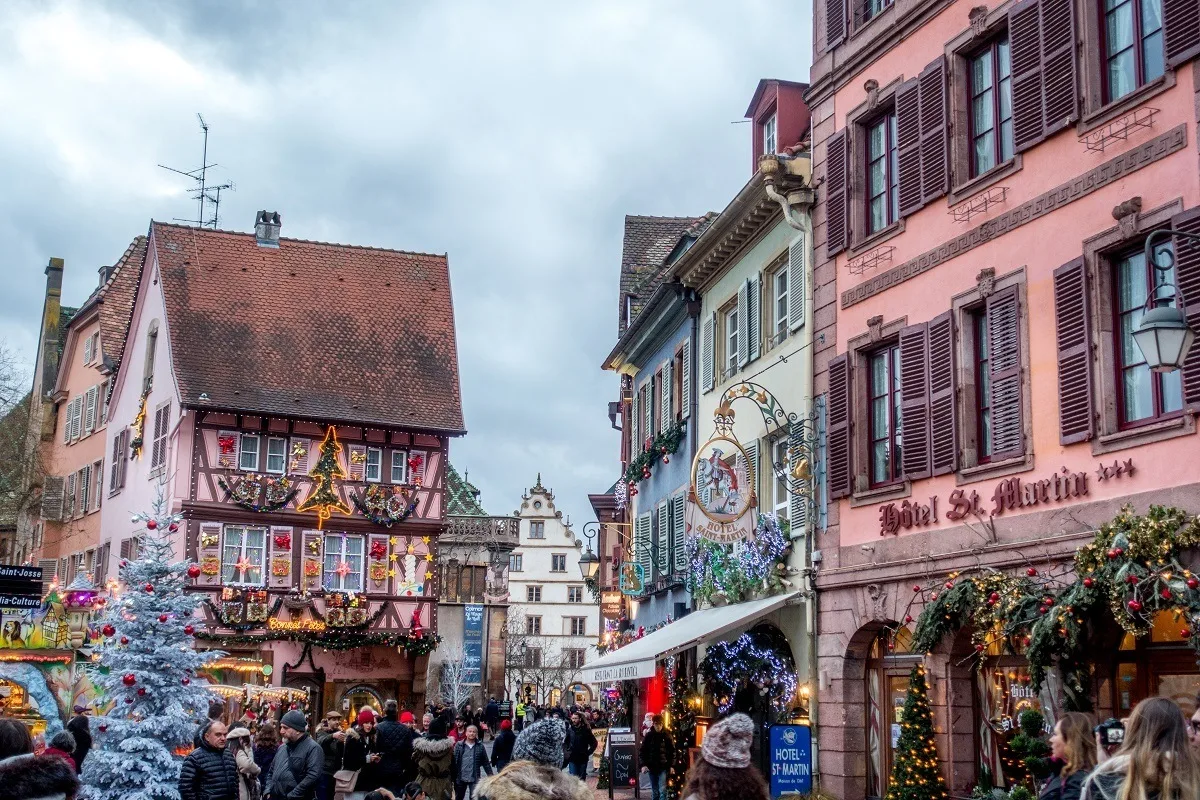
[807,0,1200,794]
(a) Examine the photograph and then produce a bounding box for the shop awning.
[582,591,803,684]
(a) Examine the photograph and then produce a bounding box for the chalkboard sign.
[607,727,637,791]
[0,565,43,610]
[499,701,512,721]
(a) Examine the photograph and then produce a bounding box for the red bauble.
[120,560,127,568]
[168,523,178,532]
[912,585,921,593]
[146,519,157,530]
[944,581,953,589]
[1189,577,1200,590]
[102,624,116,637]
[662,456,669,464]
[629,487,638,497]
[904,615,913,623]
[1022,636,1032,646]
[1026,567,1038,577]
[158,614,168,623]
[137,688,146,697]
[1128,599,1143,612]
[120,636,129,645]
[184,625,195,636]
[1115,547,1125,556]
[98,724,107,733]
[144,583,154,593]
[931,592,939,601]
[1161,588,1173,600]
[1039,605,1050,615]
[988,592,1000,605]
[1083,577,1095,588]
[1107,549,1118,560]
[122,673,136,686]
[974,643,985,653]
[187,565,201,579]
[124,698,133,704]
[182,677,191,685]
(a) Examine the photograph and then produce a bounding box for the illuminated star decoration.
[421,536,430,545]
[424,553,433,562]
[407,544,415,554]
[424,570,433,581]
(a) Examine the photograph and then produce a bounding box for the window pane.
[871,397,890,441]
[1108,49,1136,99]
[999,118,1014,163]
[974,133,996,175]
[1161,369,1183,412]
[869,156,886,198]
[1143,31,1165,82]
[869,121,885,160]
[1120,312,1144,366]
[972,89,995,135]
[1106,0,1135,50]
[971,53,992,96]
[1123,365,1154,421]
[872,440,889,485]
[997,39,1011,78]
[870,197,886,234]
[870,354,888,397]
[981,410,993,458]
[998,75,1013,122]
[1118,255,1148,311]
[1142,0,1163,33]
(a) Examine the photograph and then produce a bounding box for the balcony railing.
[442,515,521,551]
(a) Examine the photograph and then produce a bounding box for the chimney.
[98,264,114,286]
[37,258,64,439]
[254,210,281,248]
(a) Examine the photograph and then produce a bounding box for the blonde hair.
[1057,712,1098,777]
[1111,697,1200,800]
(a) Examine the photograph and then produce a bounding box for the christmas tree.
[885,665,948,800]
[80,492,222,800]
[296,426,351,528]
[667,667,696,800]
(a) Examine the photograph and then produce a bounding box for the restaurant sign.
[687,435,757,543]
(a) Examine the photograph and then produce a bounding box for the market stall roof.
[582,591,802,684]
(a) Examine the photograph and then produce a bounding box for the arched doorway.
[340,684,384,722]
[865,625,920,800]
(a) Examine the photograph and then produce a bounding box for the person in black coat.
[344,708,384,793]
[179,720,239,800]
[639,715,675,800]
[483,699,499,741]
[374,700,417,792]
[489,720,515,773]
[566,713,597,779]
[66,706,92,771]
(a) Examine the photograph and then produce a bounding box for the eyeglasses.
[1188,718,1200,734]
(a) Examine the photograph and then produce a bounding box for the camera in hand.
[1095,718,1125,745]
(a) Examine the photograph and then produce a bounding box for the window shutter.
[747,275,762,363]
[64,473,76,518]
[289,437,310,475]
[38,560,57,595]
[71,398,83,442]
[83,335,93,365]
[152,405,170,469]
[61,401,70,444]
[900,323,932,480]
[788,426,808,538]
[737,281,750,370]
[642,383,653,441]
[1164,0,1200,65]
[928,311,958,475]
[919,57,949,204]
[826,0,846,48]
[827,354,853,499]
[411,450,428,484]
[896,79,923,216]
[1010,0,1046,151]
[119,538,133,560]
[83,386,97,434]
[657,503,671,576]
[1053,257,1094,443]
[348,444,366,481]
[197,523,222,586]
[681,339,692,420]
[636,513,653,587]
[825,130,850,256]
[788,234,806,332]
[987,285,1026,459]
[1171,208,1200,410]
[1041,0,1079,132]
[661,361,672,428]
[630,388,640,452]
[81,465,91,512]
[701,313,716,393]
[217,430,240,469]
[118,429,129,488]
[40,476,64,522]
[672,493,687,572]
[94,543,110,586]
[740,438,760,504]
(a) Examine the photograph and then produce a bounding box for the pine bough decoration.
[81,492,222,800]
[884,665,948,800]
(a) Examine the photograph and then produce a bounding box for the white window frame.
[91,460,103,512]
[323,533,365,592]
[526,585,542,602]
[365,447,382,483]
[525,615,542,635]
[567,586,583,603]
[567,616,587,636]
[238,434,260,472]
[774,267,789,342]
[772,439,790,520]
[222,525,268,587]
[762,113,778,156]
[529,521,545,539]
[725,307,740,376]
[390,450,408,484]
[509,553,523,572]
[265,437,287,475]
[551,553,566,572]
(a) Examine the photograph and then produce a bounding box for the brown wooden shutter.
[919,57,949,204]
[827,354,853,499]
[896,79,924,217]
[825,130,849,256]
[1053,257,1094,443]
[1171,208,1200,410]
[1164,0,1200,65]
[1010,0,1046,152]
[827,0,846,49]
[928,311,958,475]
[1041,0,1079,133]
[987,285,1026,459]
[899,323,932,480]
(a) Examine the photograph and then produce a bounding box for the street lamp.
[578,547,599,580]
[1136,230,1197,373]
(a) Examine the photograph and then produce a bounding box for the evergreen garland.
[623,420,686,487]
[666,662,696,800]
[884,665,948,800]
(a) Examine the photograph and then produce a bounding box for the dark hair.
[403,781,426,798]
[48,730,76,753]
[364,793,390,800]
[254,722,280,750]
[652,714,663,724]
[0,719,32,759]
[682,758,770,800]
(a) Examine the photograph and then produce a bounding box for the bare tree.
[0,343,36,563]
[436,641,477,711]
[503,609,586,706]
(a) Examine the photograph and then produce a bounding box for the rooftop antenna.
[157,113,234,228]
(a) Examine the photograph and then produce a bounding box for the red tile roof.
[150,222,465,434]
[98,236,148,364]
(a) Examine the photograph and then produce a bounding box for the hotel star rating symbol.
[1097,458,1136,481]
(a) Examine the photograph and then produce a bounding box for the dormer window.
[762,113,778,156]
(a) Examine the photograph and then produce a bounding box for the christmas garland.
[685,513,792,606]
[623,420,686,491]
[217,474,299,513]
[196,625,441,654]
[910,505,1200,711]
[203,596,285,631]
[350,484,419,527]
[698,627,797,714]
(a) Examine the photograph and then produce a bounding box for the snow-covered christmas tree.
[80,491,223,800]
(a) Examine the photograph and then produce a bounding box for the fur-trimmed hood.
[474,761,591,800]
[0,753,80,800]
[413,735,455,758]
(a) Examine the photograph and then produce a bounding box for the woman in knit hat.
[681,713,770,800]
[345,707,383,793]
[472,717,590,800]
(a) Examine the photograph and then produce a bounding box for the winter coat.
[374,717,416,789]
[0,754,79,800]
[1040,769,1090,800]
[314,727,344,775]
[267,734,323,800]
[342,725,383,792]
[474,762,591,800]
[413,735,455,800]
[65,715,91,770]
[452,740,492,785]
[1082,758,1162,800]
[490,730,516,771]
[566,724,596,765]
[235,746,262,800]
[639,727,675,774]
[252,745,277,790]
[484,702,500,728]
[180,740,239,800]
[41,748,75,773]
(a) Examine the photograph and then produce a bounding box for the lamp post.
[579,522,601,581]
[1136,230,1198,372]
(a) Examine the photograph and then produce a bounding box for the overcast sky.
[0,1,810,528]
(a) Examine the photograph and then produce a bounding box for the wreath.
[351,484,418,527]
[218,474,298,513]
[699,626,797,714]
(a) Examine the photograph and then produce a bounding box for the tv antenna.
[157,113,234,228]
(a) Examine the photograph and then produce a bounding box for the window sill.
[956,454,1034,486]
[849,480,910,507]
[947,156,1022,207]
[849,220,905,257]
[1093,414,1195,455]
[1078,73,1176,136]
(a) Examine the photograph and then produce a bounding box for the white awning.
[582,591,803,684]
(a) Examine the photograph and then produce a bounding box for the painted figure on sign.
[696,448,745,517]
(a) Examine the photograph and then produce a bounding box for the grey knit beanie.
[700,713,754,768]
[511,717,565,766]
[280,709,308,733]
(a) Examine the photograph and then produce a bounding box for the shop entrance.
[865,626,920,799]
[340,684,384,721]
[1112,611,1200,716]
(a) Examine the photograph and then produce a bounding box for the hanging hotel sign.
[687,434,757,543]
[619,562,645,596]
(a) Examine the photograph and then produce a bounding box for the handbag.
[332,740,361,798]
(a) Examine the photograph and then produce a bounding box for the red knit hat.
[400,711,415,724]
[357,707,376,725]
[500,718,511,730]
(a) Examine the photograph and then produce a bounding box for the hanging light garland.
[698,630,797,714]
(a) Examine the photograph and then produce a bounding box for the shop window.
[866,112,899,235]
[1113,245,1182,427]
[222,526,267,586]
[1101,0,1165,103]
[323,534,364,592]
[866,626,920,799]
[1113,610,1200,715]
[969,38,1013,177]
[868,344,903,486]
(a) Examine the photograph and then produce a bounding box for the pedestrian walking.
[314,712,345,800]
[489,721,515,773]
[413,717,454,800]
[451,725,492,800]
[512,701,525,733]
[483,699,499,741]
[679,714,769,800]
[66,705,91,771]
[254,723,280,793]
[179,720,239,800]
[565,713,596,780]
[639,714,674,800]
[227,727,262,800]
[376,700,417,792]
[268,710,323,800]
[473,718,589,800]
